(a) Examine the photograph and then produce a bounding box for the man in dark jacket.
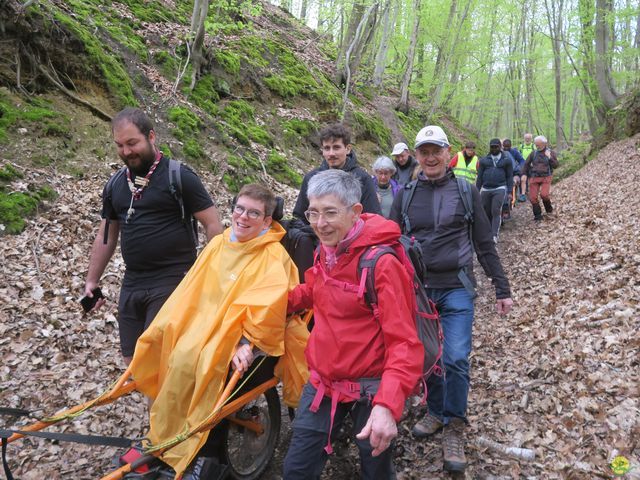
[389,125,512,474]
[391,142,419,185]
[521,135,559,220]
[293,123,381,223]
[476,138,514,243]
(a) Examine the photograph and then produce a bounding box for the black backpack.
[529,150,552,177]
[400,176,477,298]
[102,158,198,246]
[357,236,443,383]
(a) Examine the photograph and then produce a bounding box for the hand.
[232,344,254,374]
[496,298,513,315]
[355,405,397,457]
[83,281,106,312]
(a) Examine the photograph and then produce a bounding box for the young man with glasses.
[284,169,422,480]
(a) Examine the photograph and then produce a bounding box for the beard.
[121,141,156,176]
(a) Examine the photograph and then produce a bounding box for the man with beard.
[83,107,222,365]
[293,123,381,223]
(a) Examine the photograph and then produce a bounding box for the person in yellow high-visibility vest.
[448,141,478,183]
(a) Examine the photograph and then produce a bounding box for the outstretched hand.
[232,344,254,374]
[355,405,397,457]
[496,297,513,315]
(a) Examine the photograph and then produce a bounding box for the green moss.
[188,75,220,116]
[51,8,135,106]
[0,185,57,235]
[0,164,23,181]
[396,110,424,146]
[182,138,205,160]
[214,50,241,76]
[554,141,593,182]
[219,101,272,146]
[0,93,68,142]
[282,118,318,144]
[118,0,186,23]
[158,144,172,157]
[167,106,202,141]
[353,111,391,148]
[266,150,302,186]
[235,36,270,68]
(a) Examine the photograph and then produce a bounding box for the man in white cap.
[390,142,418,186]
[389,125,513,474]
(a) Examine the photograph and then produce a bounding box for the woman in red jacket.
[283,169,423,480]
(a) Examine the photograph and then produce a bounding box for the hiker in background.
[522,135,559,221]
[293,123,381,224]
[502,138,525,201]
[83,107,223,365]
[371,156,401,218]
[389,125,512,474]
[477,138,513,243]
[391,142,419,185]
[284,169,423,480]
[448,141,479,184]
[518,133,535,202]
[499,139,520,222]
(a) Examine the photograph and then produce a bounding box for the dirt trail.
[1,136,638,478]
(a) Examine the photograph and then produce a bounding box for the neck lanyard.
[125,151,162,224]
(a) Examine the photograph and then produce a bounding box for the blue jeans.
[425,287,475,424]
[283,383,396,479]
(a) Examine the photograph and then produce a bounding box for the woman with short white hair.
[284,169,423,480]
[371,156,401,218]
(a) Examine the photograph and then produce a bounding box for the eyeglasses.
[304,206,351,224]
[233,204,264,220]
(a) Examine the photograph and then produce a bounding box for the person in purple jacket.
[371,156,401,218]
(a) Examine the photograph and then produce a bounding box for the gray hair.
[534,135,548,145]
[307,169,361,207]
[372,156,397,174]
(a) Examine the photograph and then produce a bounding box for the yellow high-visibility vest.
[452,152,478,183]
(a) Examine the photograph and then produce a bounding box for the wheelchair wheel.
[222,387,281,480]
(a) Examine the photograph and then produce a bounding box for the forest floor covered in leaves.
[1,134,639,479]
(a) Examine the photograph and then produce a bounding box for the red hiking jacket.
[288,214,424,420]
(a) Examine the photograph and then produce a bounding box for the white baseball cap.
[415,126,449,149]
[391,142,409,156]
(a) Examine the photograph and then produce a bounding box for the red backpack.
[357,235,443,385]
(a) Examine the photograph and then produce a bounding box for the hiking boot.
[442,418,467,472]
[532,204,543,221]
[518,194,527,202]
[542,199,553,214]
[412,413,443,438]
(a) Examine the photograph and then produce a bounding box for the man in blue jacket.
[476,138,513,243]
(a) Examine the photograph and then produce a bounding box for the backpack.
[529,150,552,177]
[401,176,474,247]
[400,176,477,297]
[102,158,198,246]
[357,236,443,384]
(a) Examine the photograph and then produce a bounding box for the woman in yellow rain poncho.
[128,184,309,476]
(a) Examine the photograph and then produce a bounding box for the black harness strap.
[2,436,14,480]
[0,428,133,448]
[0,408,30,417]
[400,180,418,234]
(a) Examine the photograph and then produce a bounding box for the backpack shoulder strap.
[400,180,418,234]
[357,245,398,307]
[456,177,475,252]
[102,167,127,244]
[168,158,185,221]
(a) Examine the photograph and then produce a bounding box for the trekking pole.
[6,367,135,444]
[99,352,248,480]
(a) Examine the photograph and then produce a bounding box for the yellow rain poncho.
[129,222,309,475]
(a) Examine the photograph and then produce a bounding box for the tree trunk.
[569,87,580,142]
[427,0,471,118]
[543,0,567,149]
[300,0,308,21]
[595,0,619,109]
[188,0,209,92]
[341,2,379,118]
[396,0,421,114]
[335,2,379,86]
[372,0,396,88]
